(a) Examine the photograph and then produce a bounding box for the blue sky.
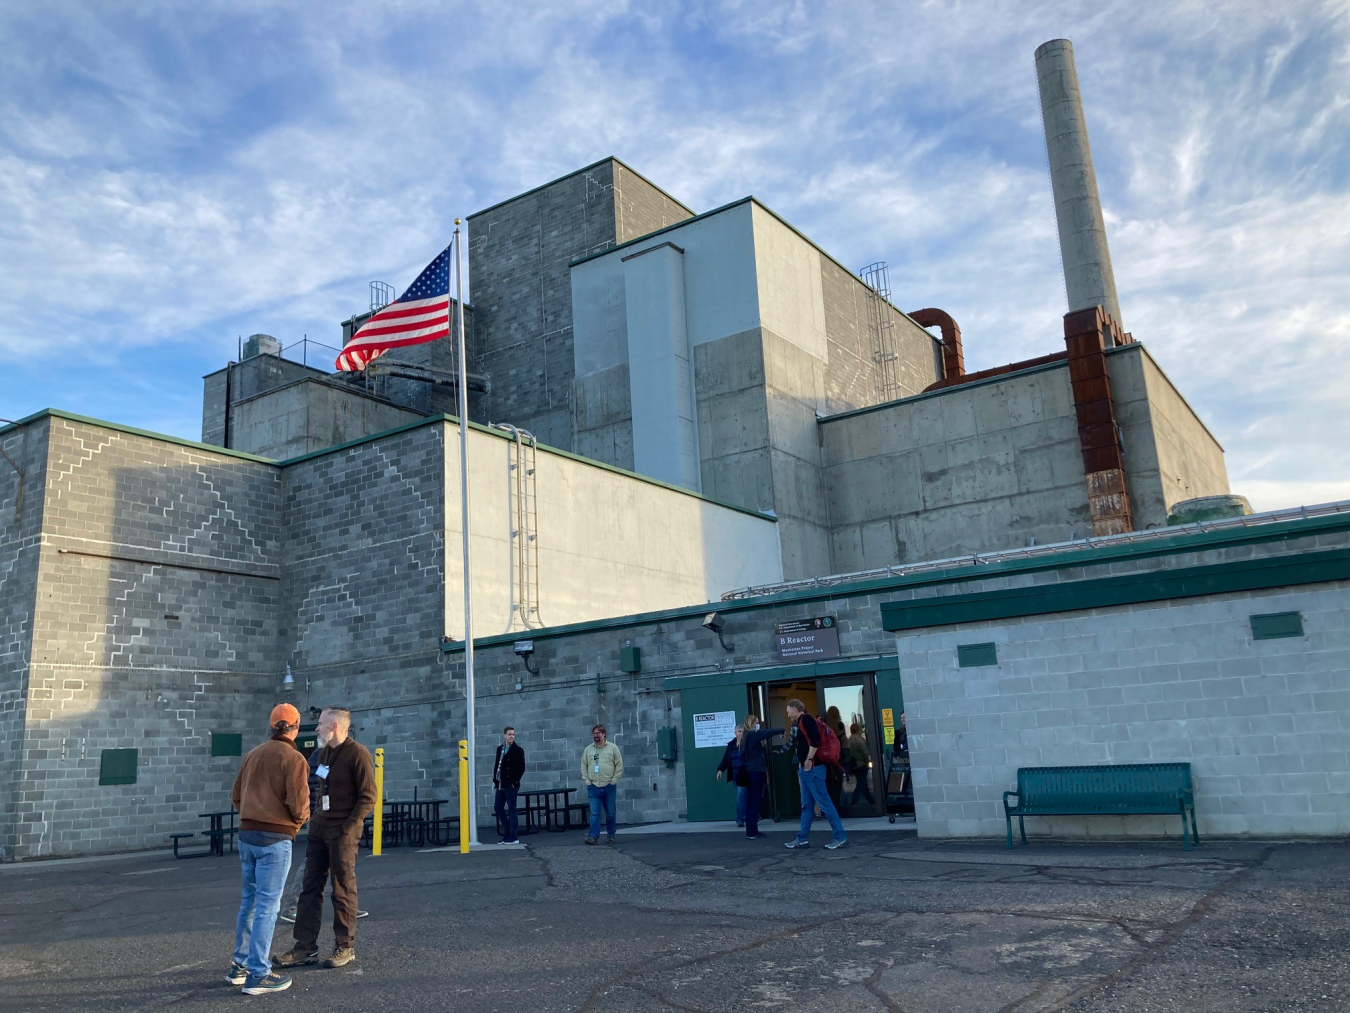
[2,1,1348,511]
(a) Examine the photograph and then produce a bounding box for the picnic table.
[513,788,579,835]
[172,809,239,858]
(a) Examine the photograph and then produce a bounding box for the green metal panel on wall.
[680,683,750,822]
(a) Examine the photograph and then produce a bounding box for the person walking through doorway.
[739,714,782,839]
[784,699,848,850]
[493,726,525,844]
[581,724,623,845]
[226,703,309,995]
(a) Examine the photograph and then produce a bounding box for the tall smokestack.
[1035,39,1123,328]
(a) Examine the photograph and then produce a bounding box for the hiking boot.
[826,838,849,850]
[276,907,297,924]
[272,948,318,968]
[225,962,248,985]
[784,839,811,849]
[584,836,598,845]
[242,972,292,995]
[322,946,356,969]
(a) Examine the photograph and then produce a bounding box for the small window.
[211,733,243,757]
[957,642,998,668]
[1250,611,1303,641]
[99,748,138,786]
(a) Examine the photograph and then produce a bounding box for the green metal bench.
[1003,763,1198,850]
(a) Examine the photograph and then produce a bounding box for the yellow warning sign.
[881,708,894,727]
[884,727,896,744]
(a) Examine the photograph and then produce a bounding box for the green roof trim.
[1,409,278,464]
[444,511,1350,653]
[3,407,776,523]
[880,547,1350,632]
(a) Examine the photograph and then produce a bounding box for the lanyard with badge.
[592,745,602,777]
[315,747,332,812]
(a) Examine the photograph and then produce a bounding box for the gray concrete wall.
[202,354,328,448]
[897,529,1350,839]
[11,417,282,860]
[820,363,1091,571]
[1107,345,1229,527]
[467,159,694,450]
[228,378,425,460]
[0,419,49,861]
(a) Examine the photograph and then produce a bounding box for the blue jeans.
[495,787,519,841]
[735,784,748,824]
[796,765,847,844]
[587,783,617,837]
[233,839,293,979]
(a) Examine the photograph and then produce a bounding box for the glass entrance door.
[817,677,882,817]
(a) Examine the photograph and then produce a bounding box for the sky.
[2,0,1348,512]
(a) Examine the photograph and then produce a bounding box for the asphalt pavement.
[1,827,1346,1012]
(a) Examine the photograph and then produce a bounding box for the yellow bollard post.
[372,747,384,857]
[458,739,470,854]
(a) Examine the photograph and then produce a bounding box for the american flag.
[335,244,453,371]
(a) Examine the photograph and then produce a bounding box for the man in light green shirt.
[581,724,623,845]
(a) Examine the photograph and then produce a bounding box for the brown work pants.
[293,821,361,950]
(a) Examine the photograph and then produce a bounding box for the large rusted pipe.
[908,307,964,381]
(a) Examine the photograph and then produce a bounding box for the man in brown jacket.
[226,703,309,995]
[275,706,376,970]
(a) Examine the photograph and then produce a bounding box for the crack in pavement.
[1047,844,1278,1012]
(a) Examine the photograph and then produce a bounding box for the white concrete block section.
[623,243,701,491]
[751,204,828,362]
[900,583,1350,840]
[441,420,782,640]
[1035,39,1123,326]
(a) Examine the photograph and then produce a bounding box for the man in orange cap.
[225,703,309,995]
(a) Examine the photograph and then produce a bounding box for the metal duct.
[1035,39,1123,329]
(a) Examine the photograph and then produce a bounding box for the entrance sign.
[692,710,737,748]
[773,616,840,661]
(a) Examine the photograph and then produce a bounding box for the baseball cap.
[270,703,301,728]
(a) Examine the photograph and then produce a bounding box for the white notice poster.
[692,710,737,748]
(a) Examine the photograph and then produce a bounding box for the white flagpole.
[452,220,478,845]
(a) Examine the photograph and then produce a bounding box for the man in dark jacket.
[493,726,525,844]
[275,706,375,971]
[784,699,847,850]
[714,724,747,827]
[738,715,782,839]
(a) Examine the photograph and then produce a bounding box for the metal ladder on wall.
[490,424,542,633]
[861,261,901,401]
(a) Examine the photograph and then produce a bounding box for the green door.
[680,684,750,822]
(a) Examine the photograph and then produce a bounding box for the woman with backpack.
[739,714,783,839]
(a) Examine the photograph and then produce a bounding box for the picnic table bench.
[1003,763,1199,850]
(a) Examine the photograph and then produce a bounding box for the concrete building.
[4,41,1338,862]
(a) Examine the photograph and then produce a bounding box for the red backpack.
[800,716,841,766]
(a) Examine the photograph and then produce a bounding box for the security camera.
[702,613,734,652]
[513,640,539,676]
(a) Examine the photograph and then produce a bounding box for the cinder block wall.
[11,418,283,859]
[898,532,1350,839]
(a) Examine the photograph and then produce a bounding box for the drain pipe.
[908,308,964,382]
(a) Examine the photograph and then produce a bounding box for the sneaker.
[736,822,745,827]
[225,962,248,985]
[785,839,811,849]
[606,835,616,844]
[272,948,318,968]
[276,907,297,924]
[356,910,369,919]
[242,972,292,995]
[322,946,356,969]
[748,832,769,839]
[585,836,598,845]
[826,838,849,850]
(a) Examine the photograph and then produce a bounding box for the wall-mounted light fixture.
[513,640,539,676]
[702,612,734,652]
